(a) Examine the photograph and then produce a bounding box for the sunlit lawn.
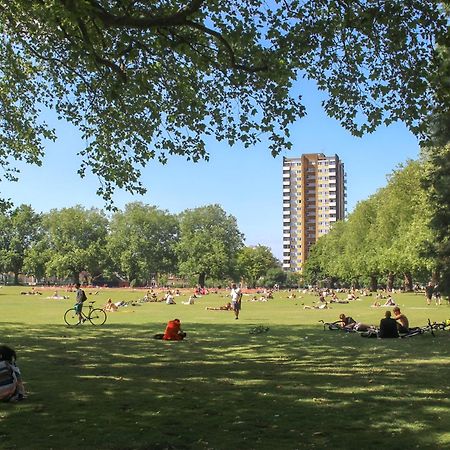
[1,286,449,449]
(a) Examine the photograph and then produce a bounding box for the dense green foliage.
[0,205,42,283]
[422,145,450,293]
[107,202,179,285]
[236,245,279,288]
[176,204,244,286]
[0,0,446,202]
[304,160,436,289]
[0,203,280,286]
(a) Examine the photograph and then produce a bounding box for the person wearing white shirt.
[230,283,242,320]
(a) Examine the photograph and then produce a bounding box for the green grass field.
[1,286,449,450]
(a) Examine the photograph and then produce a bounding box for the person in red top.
[163,319,186,340]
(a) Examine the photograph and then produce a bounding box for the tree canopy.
[304,160,435,289]
[176,204,243,286]
[0,0,446,203]
[107,202,179,284]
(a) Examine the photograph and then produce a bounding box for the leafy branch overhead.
[0,0,445,203]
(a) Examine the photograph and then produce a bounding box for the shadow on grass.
[1,322,450,449]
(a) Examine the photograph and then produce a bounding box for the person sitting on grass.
[206,302,232,311]
[165,292,176,305]
[393,307,409,334]
[104,299,118,312]
[163,319,186,340]
[182,296,196,305]
[0,345,25,402]
[329,292,348,304]
[378,310,399,338]
[384,295,396,306]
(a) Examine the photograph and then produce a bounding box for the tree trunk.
[403,272,413,292]
[73,271,80,284]
[14,272,19,285]
[431,270,440,285]
[369,275,377,292]
[387,272,395,291]
[198,272,206,288]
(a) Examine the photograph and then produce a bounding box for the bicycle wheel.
[88,308,107,325]
[64,308,80,326]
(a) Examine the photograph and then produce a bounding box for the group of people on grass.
[337,306,409,338]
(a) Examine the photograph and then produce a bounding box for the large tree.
[237,245,279,288]
[176,204,243,287]
[41,206,109,283]
[0,205,42,284]
[0,1,445,203]
[304,160,434,289]
[107,202,179,284]
[422,145,450,293]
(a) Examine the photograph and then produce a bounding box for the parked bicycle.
[64,301,107,326]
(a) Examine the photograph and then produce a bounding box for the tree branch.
[185,20,268,73]
[86,0,205,28]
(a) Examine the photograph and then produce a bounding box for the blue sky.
[1,81,419,259]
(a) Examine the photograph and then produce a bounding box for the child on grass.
[0,345,25,402]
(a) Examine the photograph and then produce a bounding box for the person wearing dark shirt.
[379,310,399,338]
[425,282,434,306]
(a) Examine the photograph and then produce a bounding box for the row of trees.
[303,158,442,291]
[0,202,293,288]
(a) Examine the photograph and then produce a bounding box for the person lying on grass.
[303,302,330,310]
[205,302,232,311]
[335,313,373,332]
[0,345,25,402]
[338,313,357,330]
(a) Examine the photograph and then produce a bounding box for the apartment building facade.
[282,153,346,272]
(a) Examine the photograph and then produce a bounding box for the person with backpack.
[75,283,87,324]
[0,345,25,402]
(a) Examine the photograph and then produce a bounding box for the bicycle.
[64,301,107,326]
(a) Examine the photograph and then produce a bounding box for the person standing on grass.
[75,283,87,324]
[230,283,242,320]
[425,282,434,306]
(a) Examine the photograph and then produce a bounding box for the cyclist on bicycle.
[75,283,87,324]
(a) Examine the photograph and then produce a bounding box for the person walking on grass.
[75,283,87,324]
[230,283,242,320]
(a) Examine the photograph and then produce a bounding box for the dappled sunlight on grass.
[0,289,450,449]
